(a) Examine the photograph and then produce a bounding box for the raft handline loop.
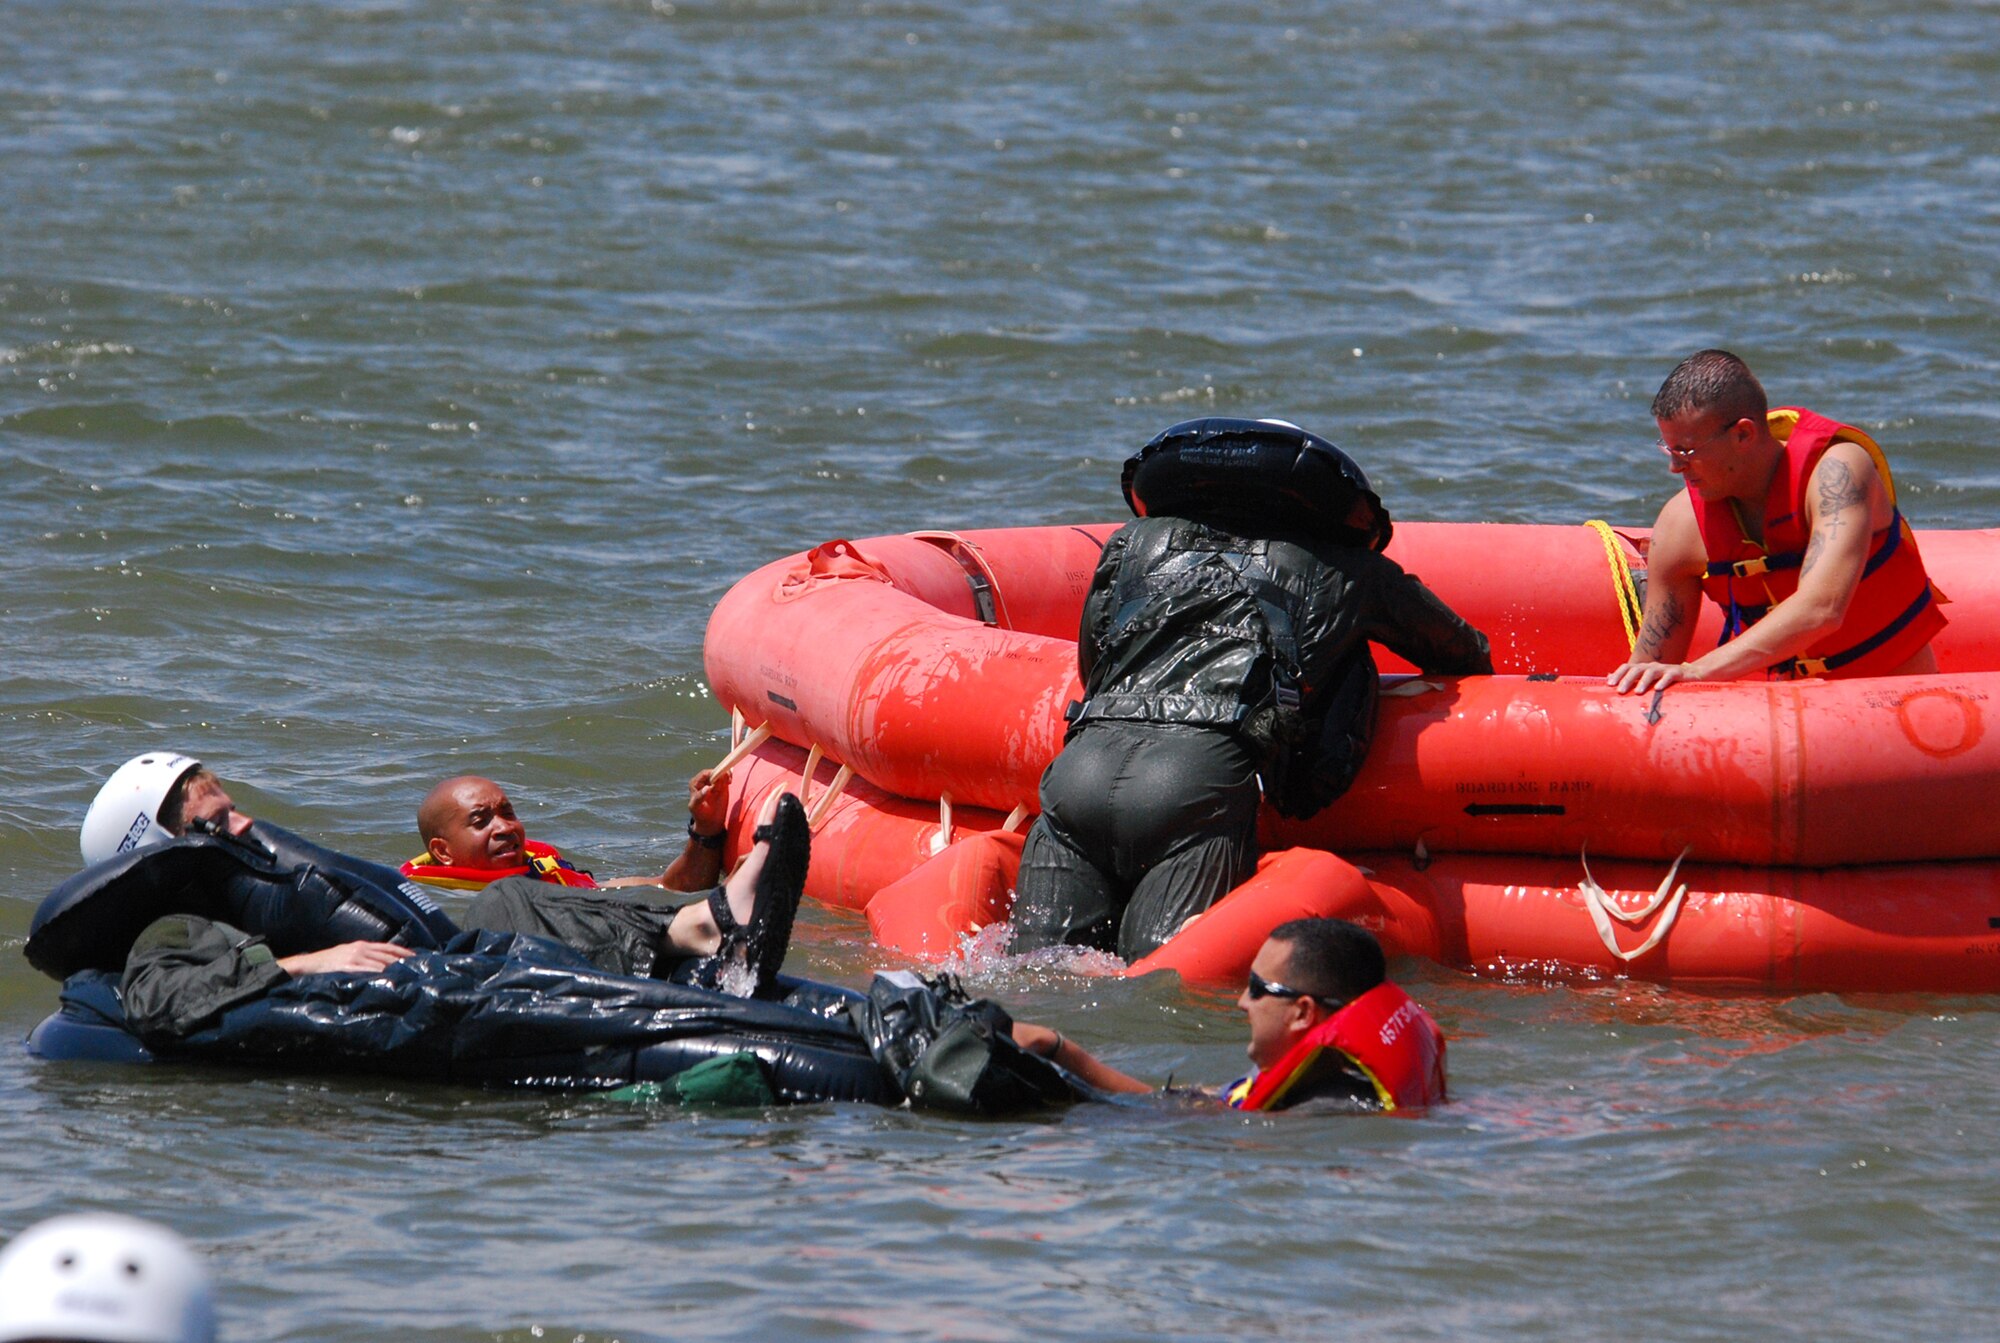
[799,743,825,812]
[930,794,955,855]
[1577,845,1693,963]
[912,531,1010,629]
[805,765,852,831]
[712,722,774,782]
[1584,520,1644,656]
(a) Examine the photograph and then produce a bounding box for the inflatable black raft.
[24,825,1087,1115]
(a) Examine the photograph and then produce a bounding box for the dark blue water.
[4,1,1997,1337]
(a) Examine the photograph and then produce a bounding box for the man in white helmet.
[0,1213,216,1343]
[78,755,411,977]
[78,754,251,867]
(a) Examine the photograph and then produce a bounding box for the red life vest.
[399,838,598,891]
[1689,407,1945,680]
[1227,981,1447,1113]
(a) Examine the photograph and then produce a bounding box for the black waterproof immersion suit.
[1010,514,1492,960]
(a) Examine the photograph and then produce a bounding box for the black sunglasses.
[1246,969,1324,1003]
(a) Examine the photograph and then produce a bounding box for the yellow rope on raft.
[1585,519,1644,655]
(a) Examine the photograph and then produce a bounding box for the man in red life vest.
[1010,918,1448,1112]
[410,771,730,893]
[1609,349,1945,693]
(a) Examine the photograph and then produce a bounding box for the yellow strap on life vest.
[1585,520,1643,655]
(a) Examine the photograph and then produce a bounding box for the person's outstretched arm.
[1011,1021,1152,1094]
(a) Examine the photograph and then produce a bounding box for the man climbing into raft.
[1008,416,1492,962]
[1609,349,1947,693]
[404,770,733,894]
[74,751,803,996]
[1011,918,1448,1113]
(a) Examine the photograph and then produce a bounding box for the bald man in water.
[409,770,765,981]
[416,771,731,892]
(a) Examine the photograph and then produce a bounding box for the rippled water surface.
[4,1,1998,1338]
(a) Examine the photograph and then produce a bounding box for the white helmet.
[0,1213,217,1343]
[80,753,203,867]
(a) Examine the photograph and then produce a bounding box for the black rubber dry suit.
[1011,514,1493,960]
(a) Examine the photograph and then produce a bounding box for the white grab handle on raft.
[805,765,852,830]
[798,743,824,810]
[929,794,954,855]
[712,722,774,779]
[1577,846,1693,963]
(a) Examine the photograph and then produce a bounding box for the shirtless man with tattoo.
[1608,349,1945,694]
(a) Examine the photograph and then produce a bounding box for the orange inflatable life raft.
[702,523,2000,994]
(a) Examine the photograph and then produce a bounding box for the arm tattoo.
[1815,458,1866,514]
[1632,587,1686,660]
[1800,529,1827,577]
[1803,458,1866,577]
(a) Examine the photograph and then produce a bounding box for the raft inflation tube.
[702,521,2000,995]
[22,830,1091,1112]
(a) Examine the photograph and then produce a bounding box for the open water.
[3,1,1998,1338]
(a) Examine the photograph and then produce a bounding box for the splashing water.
[932,921,1130,994]
[713,953,760,999]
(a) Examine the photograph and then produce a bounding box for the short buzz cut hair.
[1266,917,1387,1006]
[1650,348,1768,428]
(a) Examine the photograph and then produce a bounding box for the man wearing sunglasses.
[1608,349,1945,695]
[1011,918,1448,1113]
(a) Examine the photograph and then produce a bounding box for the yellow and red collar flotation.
[399,838,597,891]
[1690,407,1947,680]
[1227,981,1447,1113]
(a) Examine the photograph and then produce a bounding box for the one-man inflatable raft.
[22,826,1089,1114]
[701,522,2000,994]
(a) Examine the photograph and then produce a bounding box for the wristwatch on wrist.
[687,818,726,850]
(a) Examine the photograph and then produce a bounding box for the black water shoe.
[695,792,808,998]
